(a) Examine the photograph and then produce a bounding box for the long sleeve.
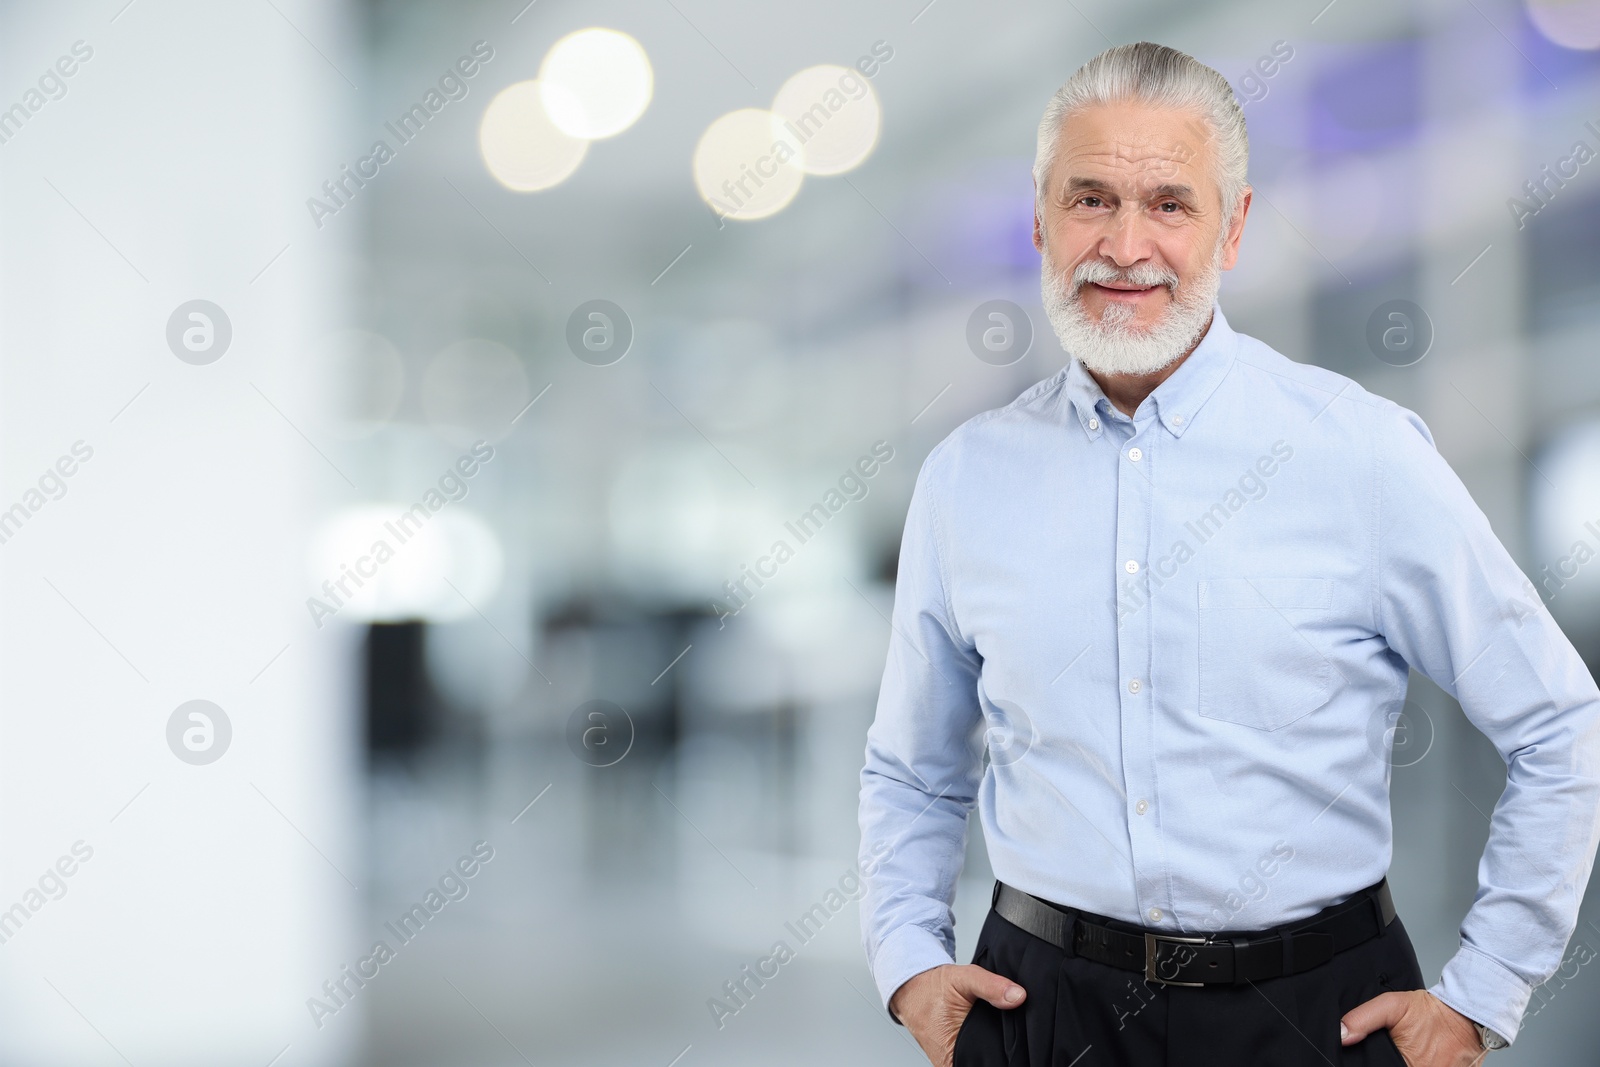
[1375,402,1600,1044]
[858,450,986,1020]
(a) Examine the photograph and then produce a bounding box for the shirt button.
[1088,417,1099,430]
[1172,414,1184,426]
[1135,799,1148,815]
[1149,907,1163,922]
[1128,447,1143,462]
[1128,679,1142,694]
[1124,560,1140,574]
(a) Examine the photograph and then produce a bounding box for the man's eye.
[1079,196,1102,208]
[1157,201,1180,213]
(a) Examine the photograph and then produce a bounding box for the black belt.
[992,878,1395,986]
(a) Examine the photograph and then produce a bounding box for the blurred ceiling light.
[479,80,588,192]
[772,64,882,175]
[310,506,505,625]
[1526,0,1600,48]
[421,338,531,446]
[693,108,806,221]
[539,28,654,139]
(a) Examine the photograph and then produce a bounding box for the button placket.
[1115,422,1162,927]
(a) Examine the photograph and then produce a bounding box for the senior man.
[857,41,1600,1067]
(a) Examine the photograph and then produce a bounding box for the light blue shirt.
[857,305,1600,1043]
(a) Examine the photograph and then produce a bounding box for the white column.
[0,1,359,1064]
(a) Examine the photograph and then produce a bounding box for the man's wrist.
[887,964,941,1026]
[1428,948,1532,1047]
[1434,993,1509,1052]
[1472,1020,1509,1051]
[872,925,958,1020]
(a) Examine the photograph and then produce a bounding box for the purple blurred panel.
[912,158,1040,288]
[1308,39,1423,158]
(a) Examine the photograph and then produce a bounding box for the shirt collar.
[1064,303,1238,441]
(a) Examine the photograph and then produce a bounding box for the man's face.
[1033,100,1251,373]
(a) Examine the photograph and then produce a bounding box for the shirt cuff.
[872,922,957,1024]
[1427,942,1534,1045]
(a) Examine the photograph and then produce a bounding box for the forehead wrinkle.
[1064,135,1191,168]
[1058,111,1215,168]
[1063,144,1207,186]
[1059,157,1205,196]
[1057,104,1216,156]
[1054,135,1213,198]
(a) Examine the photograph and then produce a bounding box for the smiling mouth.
[1089,282,1163,297]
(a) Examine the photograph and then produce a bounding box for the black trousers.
[953,887,1427,1067]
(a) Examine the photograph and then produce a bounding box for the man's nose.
[1098,209,1152,268]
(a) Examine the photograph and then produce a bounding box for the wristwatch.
[1474,1021,1509,1051]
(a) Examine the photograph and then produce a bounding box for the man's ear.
[1219,187,1253,270]
[1032,178,1045,253]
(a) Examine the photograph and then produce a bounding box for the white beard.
[1040,232,1226,377]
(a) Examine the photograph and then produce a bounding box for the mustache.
[1070,259,1180,292]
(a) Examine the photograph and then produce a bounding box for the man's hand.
[1341,990,1488,1066]
[889,963,1026,1067]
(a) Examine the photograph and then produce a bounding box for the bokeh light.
[539,28,654,139]
[479,80,588,192]
[1526,0,1600,49]
[310,506,505,624]
[772,64,883,175]
[1533,419,1600,610]
[693,108,806,221]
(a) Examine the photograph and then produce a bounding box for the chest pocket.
[1197,577,1336,731]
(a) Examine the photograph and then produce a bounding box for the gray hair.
[1033,42,1249,223]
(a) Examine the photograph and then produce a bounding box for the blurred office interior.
[2,0,1600,1063]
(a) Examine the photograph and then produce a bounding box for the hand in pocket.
[889,963,1027,1067]
[1340,990,1483,1067]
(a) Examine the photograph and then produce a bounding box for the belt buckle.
[1144,932,1209,987]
